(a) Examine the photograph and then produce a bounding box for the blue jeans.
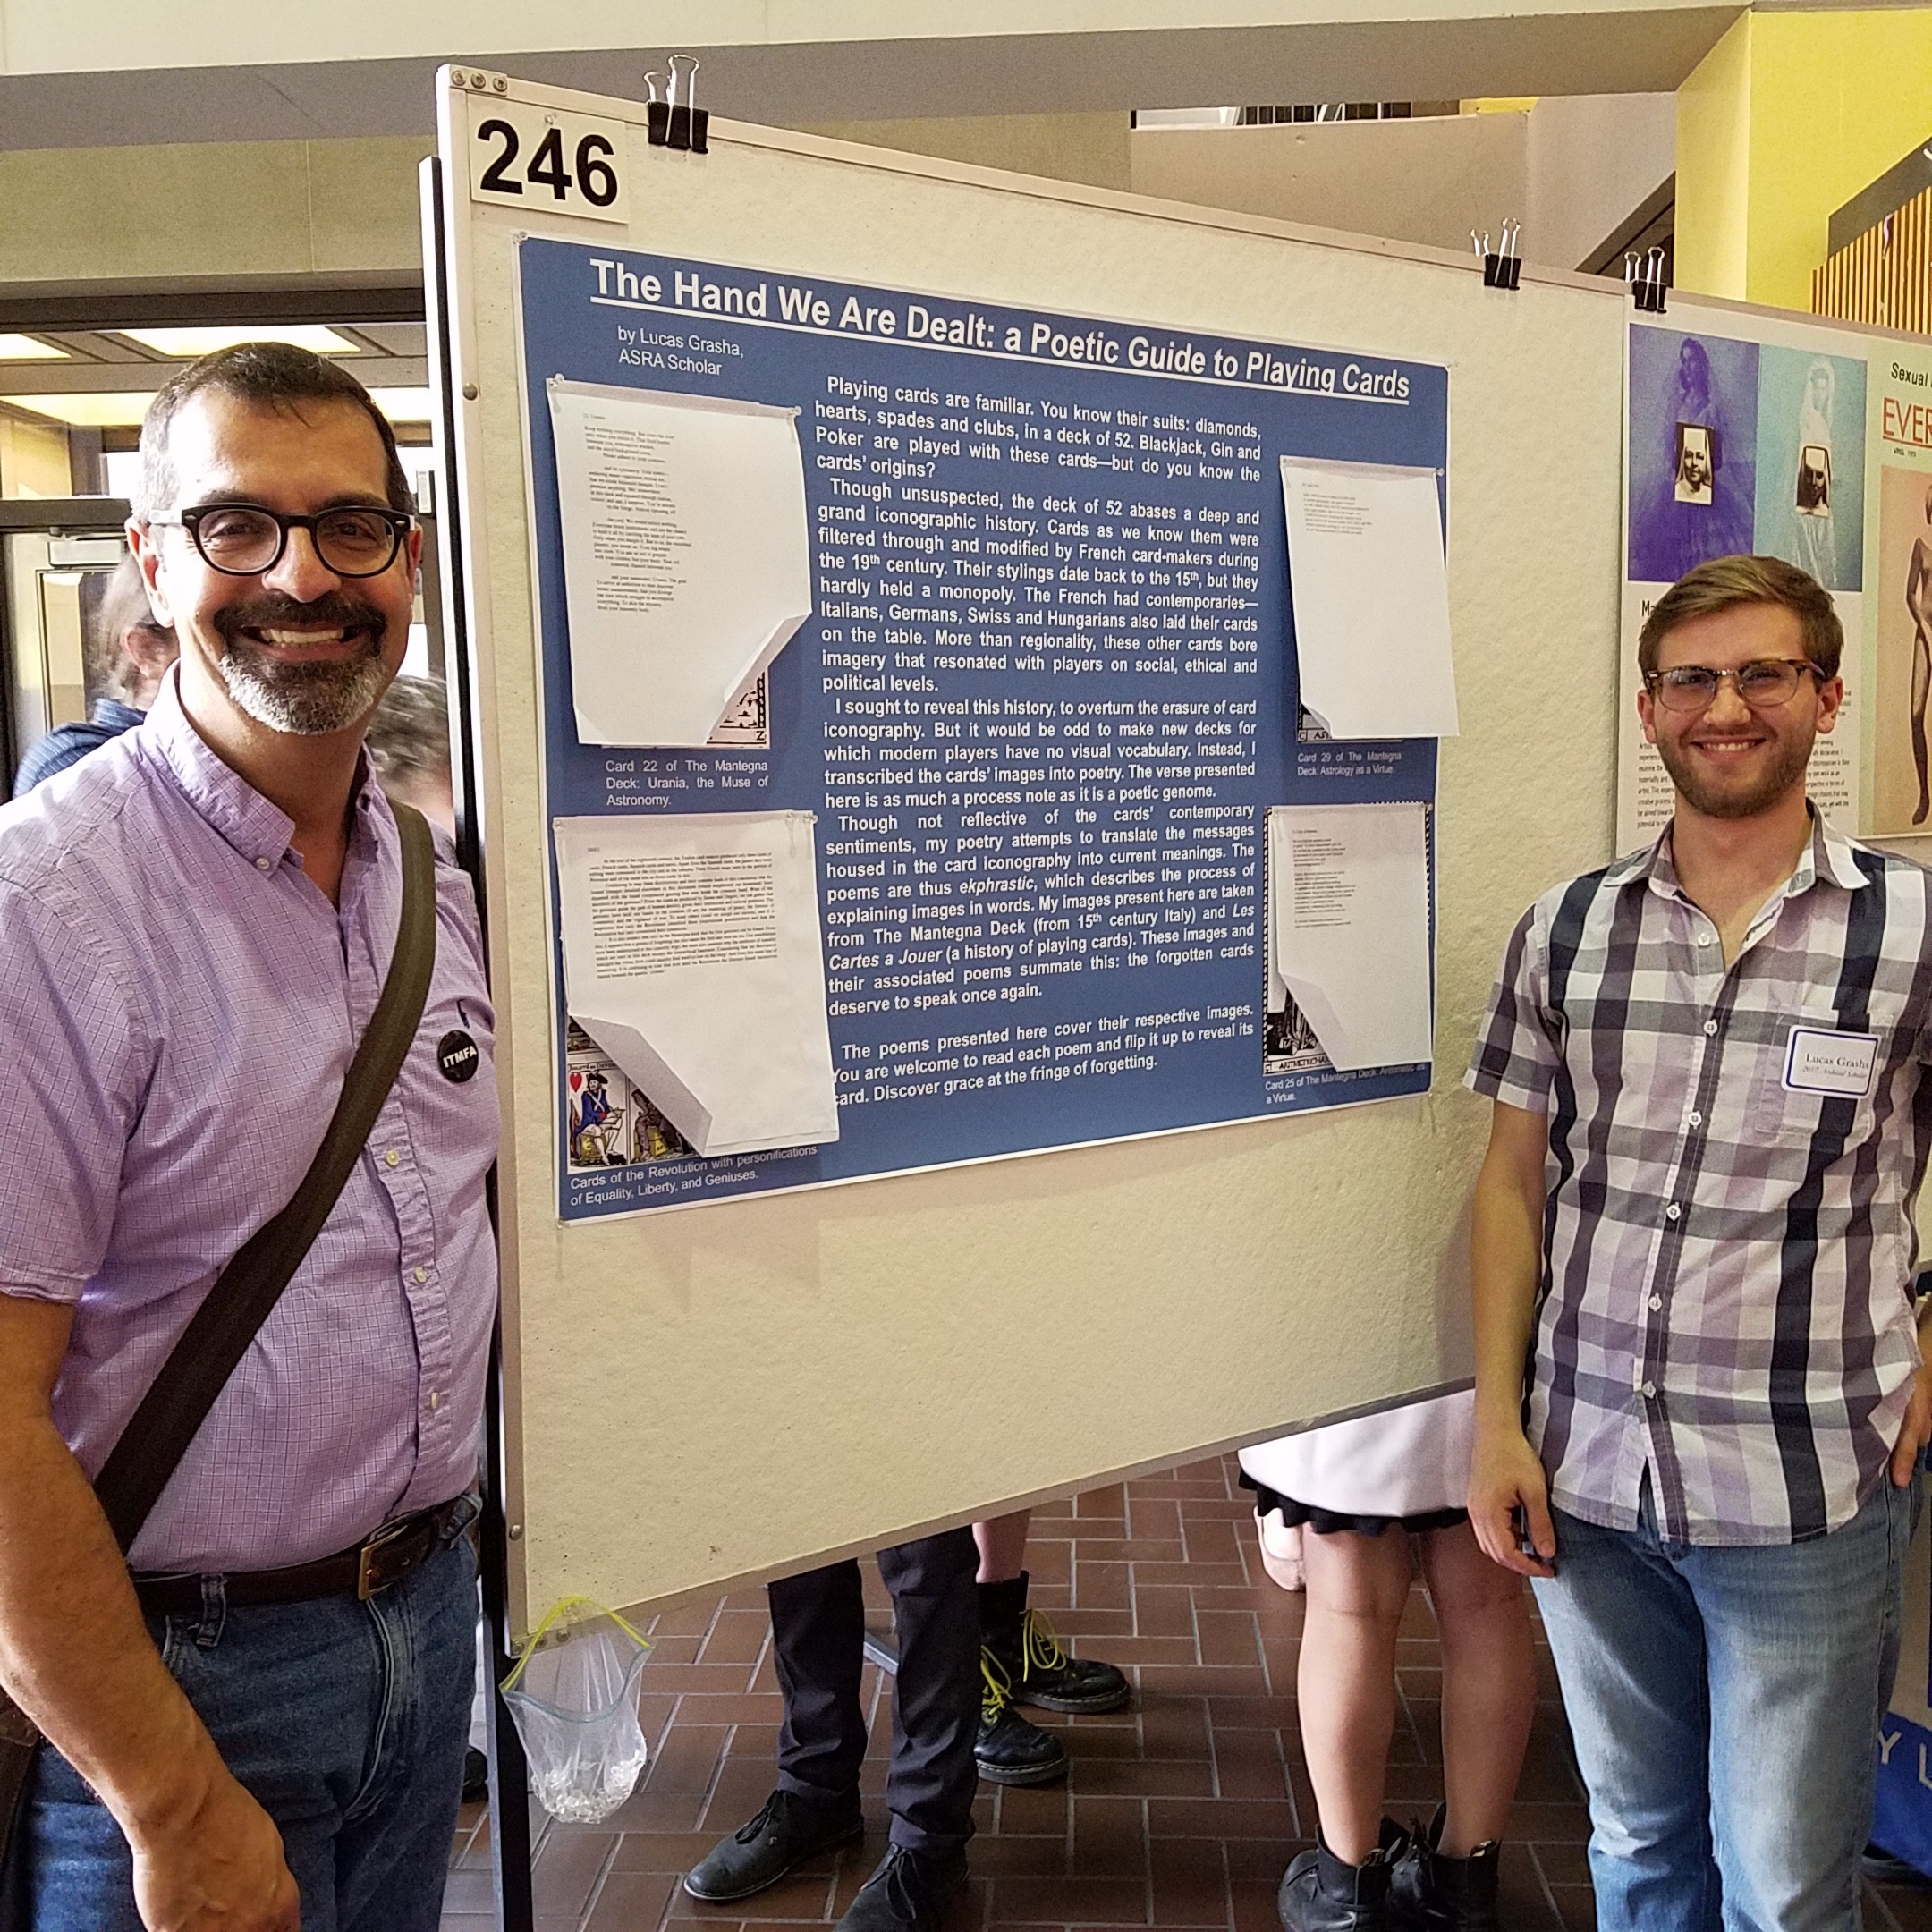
[1534,1475,1919,1932]
[13,1513,477,1932]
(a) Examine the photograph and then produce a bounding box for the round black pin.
[436,1030,480,1083]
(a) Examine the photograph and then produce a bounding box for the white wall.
[1130,114,1531,259]
[1526,91,1674,270]
[1128,97,1673,273]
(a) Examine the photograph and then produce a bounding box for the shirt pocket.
[1746,1007,1880,1146]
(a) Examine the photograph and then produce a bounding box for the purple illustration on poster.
[1628,327,1758,582]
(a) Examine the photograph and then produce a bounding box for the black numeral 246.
[478,120,619,208]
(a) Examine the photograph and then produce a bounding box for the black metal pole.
[418,149,536,1932]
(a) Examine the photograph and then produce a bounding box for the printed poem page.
[554,811,838,1155]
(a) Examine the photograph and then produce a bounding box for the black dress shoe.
[683,1786,864,1902]
[835,1843,967,1932]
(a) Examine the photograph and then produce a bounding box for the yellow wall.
[1674,13,1750,300]
[1676,10,1932,310]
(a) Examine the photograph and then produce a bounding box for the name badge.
[1782,1026,1879,1097]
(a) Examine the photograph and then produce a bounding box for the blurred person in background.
[12,555,177,798]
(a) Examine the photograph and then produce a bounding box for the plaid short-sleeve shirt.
[1467,814,1932,1546]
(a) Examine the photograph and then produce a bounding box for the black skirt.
[1240,1470,1468,1539]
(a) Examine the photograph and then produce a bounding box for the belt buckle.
[357,1518,415,1601]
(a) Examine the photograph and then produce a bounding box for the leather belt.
[131,1496,472,1618]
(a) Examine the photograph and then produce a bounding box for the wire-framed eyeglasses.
[149,503,413,579]
[1642,659,1825,714]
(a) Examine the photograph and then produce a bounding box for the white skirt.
[1238,1388,1475,1523]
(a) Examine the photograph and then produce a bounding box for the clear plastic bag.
[501,1596,652,1824]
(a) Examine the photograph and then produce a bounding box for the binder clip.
[1626,246,1667,314]
[644,71,669,146]
[1473,222,1521,291]
[667,53,708,153]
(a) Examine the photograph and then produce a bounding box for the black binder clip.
[645,71,670,146]
[667,53,708,153]
[1627,246,1668,314]
[1474,221,1522,291]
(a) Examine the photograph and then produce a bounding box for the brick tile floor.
[444,1457,1932,1931]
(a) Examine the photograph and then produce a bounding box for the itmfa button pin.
[437,1030,480,1083]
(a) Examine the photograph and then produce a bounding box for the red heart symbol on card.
[569,1072,583,1091]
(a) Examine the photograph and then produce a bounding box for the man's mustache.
[212,593,386,649]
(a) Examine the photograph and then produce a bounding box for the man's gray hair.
[135,341,413,525]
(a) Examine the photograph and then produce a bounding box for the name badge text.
[1783,1026,1879,1097]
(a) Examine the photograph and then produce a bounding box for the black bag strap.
[91,802,440,1555]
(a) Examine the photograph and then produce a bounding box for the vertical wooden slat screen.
[1814,183,1932,334]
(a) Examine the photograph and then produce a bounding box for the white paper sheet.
[548,379,812,746]
[1279,456,1459,740]
[1267,802,1433,1072]
[553,811,839,1157]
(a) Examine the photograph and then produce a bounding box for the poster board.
[518,239,1448,1221]
[432,70,1628,1630]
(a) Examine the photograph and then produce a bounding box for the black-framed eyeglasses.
[148,503,413,579]
[1643,659,1824,713]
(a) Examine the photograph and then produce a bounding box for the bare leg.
[1296,1527,1414,1864]
[973,1512,1031,1585]
[1912,623,1930,824]
[1417,1522,1536,1858]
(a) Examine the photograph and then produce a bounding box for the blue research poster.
[516,238,1446,1219]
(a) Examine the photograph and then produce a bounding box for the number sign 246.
[468,101,631,225]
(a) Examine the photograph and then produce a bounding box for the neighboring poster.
[1616,305,1868,851]
[518,238,1449,1219]
[1862,343,1932,836]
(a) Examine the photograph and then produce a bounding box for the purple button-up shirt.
[0,669,498,1572]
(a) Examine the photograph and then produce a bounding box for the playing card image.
[564,1022,693,1169]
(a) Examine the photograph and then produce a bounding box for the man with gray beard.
[0,345,496,1931]
[1465,555,1932,1929]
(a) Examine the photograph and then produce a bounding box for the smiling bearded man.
[1463,554,1932,1932]
[0,343,496,1932]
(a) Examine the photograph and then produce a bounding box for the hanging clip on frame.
[1477,220,1522,291]
[1626,245,1667,314]
[644,72,670,147]
[667,54,708,153]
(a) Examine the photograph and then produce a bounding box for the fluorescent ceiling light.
[0,334,68,360]
[368,387,434,424]
[116,326,360,359]
[4,392,155,427]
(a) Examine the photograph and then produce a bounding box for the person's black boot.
[1277,1835,1394,1932]
[979,1572,1131,1713]
[835,1843,968,1932]
[683,1786,865,1902]
[1388,1805,1499,1931]
[974,1650,1067,1785]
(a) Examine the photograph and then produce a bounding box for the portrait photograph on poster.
[1872,466,1932,833]
[1754,347,1865,593]
[1629,328,1758,580]
[1674,423,1716,503]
